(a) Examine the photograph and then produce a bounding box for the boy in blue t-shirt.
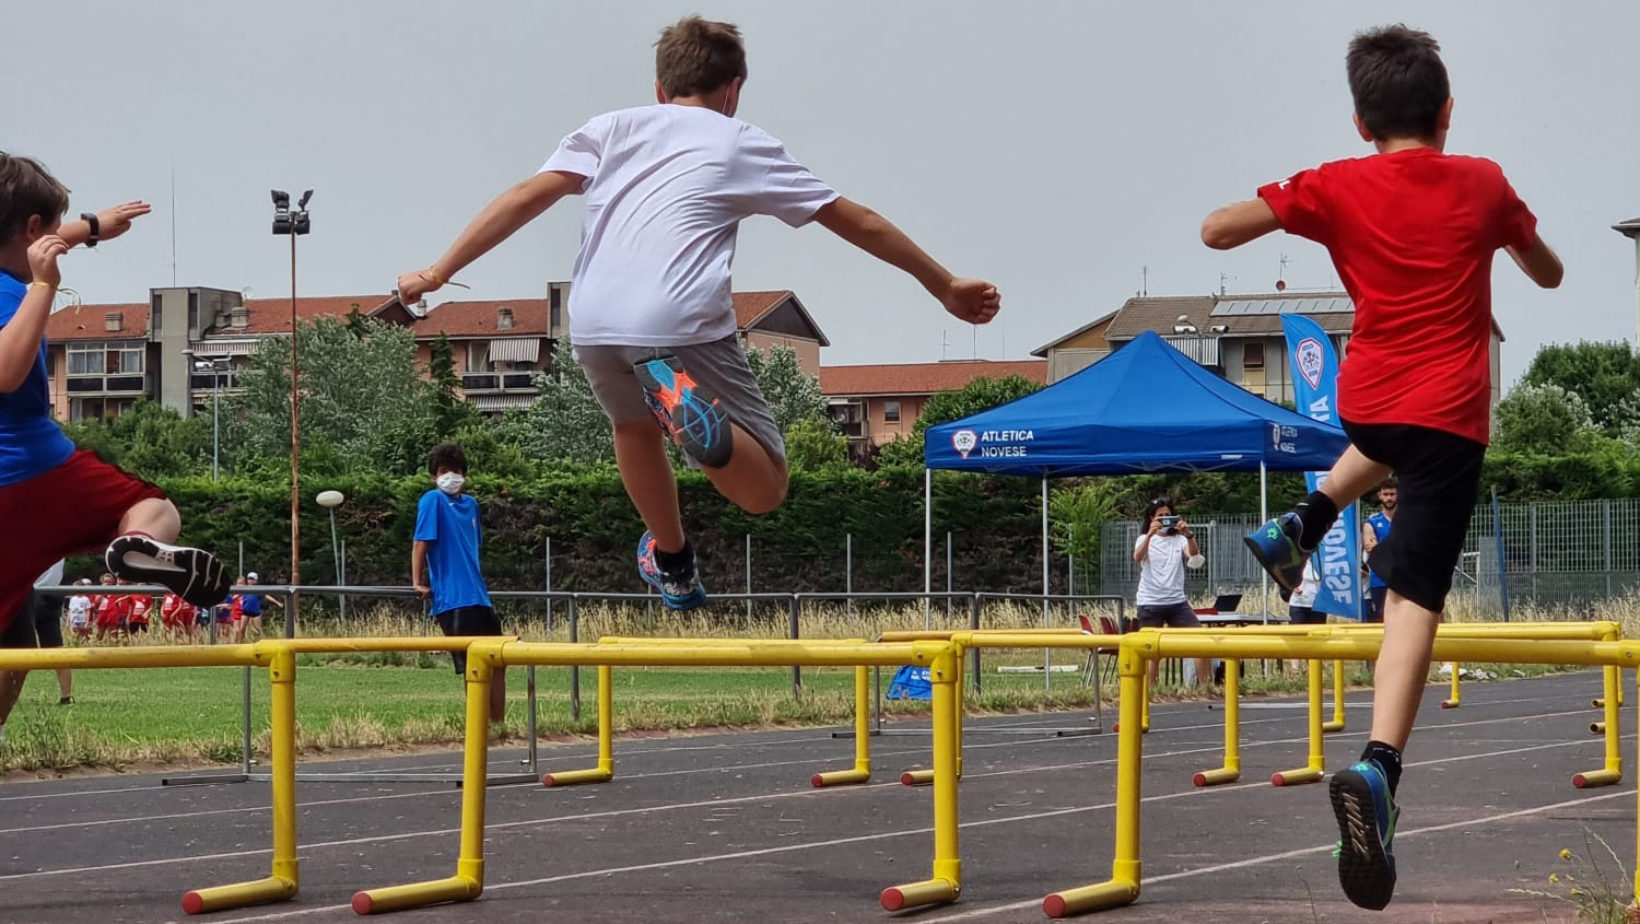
[411,444,506,722]
[0,154,230,657]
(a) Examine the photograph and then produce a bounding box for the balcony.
[462,372,539,394]
[66,374,150,396]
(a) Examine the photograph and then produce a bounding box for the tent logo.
[952,429,978,459]
[1296,337,1326,389]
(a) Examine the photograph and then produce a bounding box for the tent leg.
[925,468,932,630]
[1042,477,1051,690]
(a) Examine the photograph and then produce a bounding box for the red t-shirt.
[125,595,152,625]
[94,593,120,627]
[1258,148,1538,445]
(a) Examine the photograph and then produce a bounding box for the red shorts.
[0,450,166,634]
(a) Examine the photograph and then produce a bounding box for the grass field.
[0,596,1618,775]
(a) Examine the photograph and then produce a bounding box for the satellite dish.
[241,287,255,301]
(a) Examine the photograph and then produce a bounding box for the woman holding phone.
[1133,497,1212,686]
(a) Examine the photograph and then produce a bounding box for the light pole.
[272,189,312,626]
[184,351,229,481]
[316,490,346,624]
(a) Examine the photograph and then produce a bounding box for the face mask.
[436,473,466,496]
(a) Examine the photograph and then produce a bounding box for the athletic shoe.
[1243,513,1310,593]
[1329,760,1399,911]
[58,697,73,706]
[633,356,733,469]
[636,531,707,611]
[105,535,232,609]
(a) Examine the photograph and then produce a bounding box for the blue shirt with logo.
[241,594,263,616]
[414,489,492,616]
[0,272,75,486]
[1366,512,1392,589]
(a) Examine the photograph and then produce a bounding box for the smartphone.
[1158,515,1180,534]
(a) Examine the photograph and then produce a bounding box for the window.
[465,341,493,373]
[66,341,144,376]
[188,291,200,332]
[1243,342,1265,369]
[151,294,163,334]
[883,400,902,423]
[68,342,106,375]
[69,397,106,421]
[549,302,562,331]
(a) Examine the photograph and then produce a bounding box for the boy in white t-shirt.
[1131,499,1211,687]
[68,580,93,640]
[397,16,1000,609]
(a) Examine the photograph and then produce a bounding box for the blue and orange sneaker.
[1329,760,1399,911]
[636,531,706,611]
[1243,512,1310,593]
[634,356,733,469]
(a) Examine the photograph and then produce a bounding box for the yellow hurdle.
[351,639,965,915]
[1043,630,1640,917]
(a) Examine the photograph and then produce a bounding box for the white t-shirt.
[68,594,92,627]
[541,105,840,347]
[1135,533,1189,606]
[1290,560,1320,608]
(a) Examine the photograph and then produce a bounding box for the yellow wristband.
[421,269,446,285]
[30,281,56,290]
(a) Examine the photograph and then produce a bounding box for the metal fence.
[1096,497,1640,612]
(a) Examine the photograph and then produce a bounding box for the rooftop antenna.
[939,329,951,361]
[1141,265,1149,297]
[972,323,978,359]
[169,158,178,286]
[1219,272,1229,297]
[1276,253,1290,292]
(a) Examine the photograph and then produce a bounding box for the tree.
[1493,382,1603,455]
[876,373,1044,467]
[59,400,212,480]
[1050,479,1120,594]
[784,416,850,472]
[221,316,439,477]
[744,343,829,435]
[427,333,480,439]
[494,339,616,467]
[1521,341,1640,435]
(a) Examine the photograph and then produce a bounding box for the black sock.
[653,540,695,575]
[1360,740,1403,795]
[1293,491,1339,550]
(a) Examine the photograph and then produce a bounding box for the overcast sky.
[16,1,1639,385]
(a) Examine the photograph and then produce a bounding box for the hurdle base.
[1110,722,1149,734]
[1440,699,1461,709]
[163,772,252,787]
[811,767,870,788]
[1043,878,1139,918]
[541,767,614,787]
[1271,767,1324,787]
[1591,721,1607,735]
[880,876,958,911]
[900,766,962,786]
[182,875,297,914]
[1322,720,1345,733]
[1572,768,1621,789]
[352,874,481,915]
[1193,767,1239,787]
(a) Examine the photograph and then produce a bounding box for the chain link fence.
[1094,498,1640,614]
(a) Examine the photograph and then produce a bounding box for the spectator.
[211,591,235,643]
[234,572,282,642]
[1132,497,1213,688]
[0,561,74,745]
[67,579,93,643]
[1362,477,1397,623]
[160,592,195,644]
[122,582,153,639]
[92,573,121,644]
[1288,560,1326,624]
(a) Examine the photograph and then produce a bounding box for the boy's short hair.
[655,15,747,98]
[427,443,469,477]
[1346,25,1449,141]
[0,153,71,244]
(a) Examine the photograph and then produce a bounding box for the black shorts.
[1364,586,1388,624]
[1,594,60,649]
[434,606,503,676]
[1136,602,1201,629]
[1343,420,1486,613]
[1288,605,1327,625]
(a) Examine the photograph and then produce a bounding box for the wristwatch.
[80,212,99,248]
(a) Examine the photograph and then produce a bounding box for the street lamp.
[272,188,312,624]
[183,350,230,481]
[316,490,346,624]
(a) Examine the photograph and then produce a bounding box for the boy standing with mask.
[411,443,506,723]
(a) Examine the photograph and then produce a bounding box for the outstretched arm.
[1200,198,1282,250]
[1505,233,1564,289]
[812,198,1000,325]
[397,171,584,303]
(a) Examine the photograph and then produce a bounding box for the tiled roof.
[1102,291,1505,341]
[1031,309,1118,356]
[45,303,150,341]
[235,295,398,334]
[733,290,792,328]
[820,359,1047,397]
[412,299,551,338]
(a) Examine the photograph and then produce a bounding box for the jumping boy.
[1200,25,1562,910]
[0,154,231,657]
[411,444,506,724]
[395,16,1000,609]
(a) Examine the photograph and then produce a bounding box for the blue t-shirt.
[241,594,264,616]
[0,272,75,485]
[1366,512,1392,589]
[413,489,492,616]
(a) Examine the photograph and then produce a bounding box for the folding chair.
[1079,614,1122,687]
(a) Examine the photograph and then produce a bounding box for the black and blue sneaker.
[634,356,733,469]
[1243,512,1311,593]
[636,531,706,611]
[1329,760,1399,911]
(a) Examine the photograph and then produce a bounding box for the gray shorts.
[1136,602,1201,629]
[574,336,786,462]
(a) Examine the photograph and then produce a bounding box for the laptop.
[1211,593,1244,613]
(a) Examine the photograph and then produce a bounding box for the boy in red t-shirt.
[123,590,152,638]
[92,573,121,644]
[1200,25,1562,911]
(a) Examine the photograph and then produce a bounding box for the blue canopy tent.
[922,331,1350,616]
